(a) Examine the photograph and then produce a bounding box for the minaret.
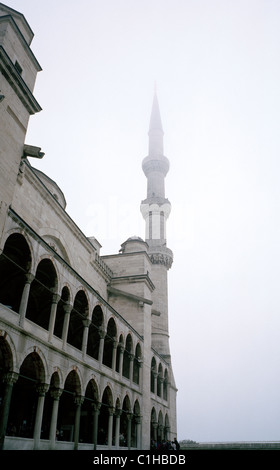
[141,92,173,359]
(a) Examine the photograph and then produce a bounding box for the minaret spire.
[141,91,172,249]
[140,91,173,359]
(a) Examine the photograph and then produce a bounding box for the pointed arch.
[87,305,104,360]
[53,285,71,339]
[102,317,117,368]
[57,369,81,442]
[7,352,46,438]
[0,233,32,313]
[67,290,88,350]
[26,258,58,330]
[133,342,142,384]
[123,334,133,379]
[150,357,156,393]
[80,378,99,444]
[98,385,114,445]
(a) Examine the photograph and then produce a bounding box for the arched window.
[116,335,124,373]
[26,258,57,330]
[133,343,141,384]
[67,290,88,350]
[80,379,99,444]
[122,334,132,379]
[7,352,45,438]
[87,305,104,360]
[0,233,31,312]
[57,370,81,442]
[150,357,156,393]
[157,363,163,397]
[131,400,141,448]
[120,395,131,447]
[53,286,70,338]
[98,386,113,445]
[102,318,117,368]
[163,369,168,400]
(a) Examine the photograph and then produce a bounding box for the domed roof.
[32,167,67,209]
[120,236,148,253]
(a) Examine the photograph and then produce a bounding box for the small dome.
[120,236,148,254]
[31,167,67,209]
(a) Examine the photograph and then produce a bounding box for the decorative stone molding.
[149,250,173,270]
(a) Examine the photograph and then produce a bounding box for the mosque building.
[0,2,177,450]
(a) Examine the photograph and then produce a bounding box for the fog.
[6,0,280,442]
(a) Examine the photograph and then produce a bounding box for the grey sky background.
[6,0,280,442]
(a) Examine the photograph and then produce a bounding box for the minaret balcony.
[142,155,170,177]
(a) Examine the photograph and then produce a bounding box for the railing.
[3,436,137,451]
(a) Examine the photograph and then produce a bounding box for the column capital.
[24,272,35,284]
[3,371,19,385]
[82,318,91,328]
[91,402,101,414]
[51,293,61,304]
[50,388,63,401]
[98,328,106,339]
[135,415,142,425]
[63,303,72,314]
[74,395,84,407]
[114,407,122,418]
[36,383,49,396]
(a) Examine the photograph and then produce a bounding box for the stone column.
[73,395,84,450]
[62,303,72,349]
[114,408,121,450]
[138,360,143,386]
[153,372,158,395]
[118,345,124,376]
[19,273,34,327]
[33,383,49,450]
[129,354,134,382]
[158,424,163,442]
[112,338,118,371]
[98,328,106,363]
[49,388,63,450]
[0,372,18,450]
[165,425,170,441]
[126,412,132,450]
[152,421,158,442]
[136,415,142,449]
[82,318,91,358]
[107,407,114,449]
[159,377,164,398]
[48,293,60,342]
[92,402,101,450]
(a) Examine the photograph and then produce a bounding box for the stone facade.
[0,3,177,450]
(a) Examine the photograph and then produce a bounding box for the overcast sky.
[6,0,280,442]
